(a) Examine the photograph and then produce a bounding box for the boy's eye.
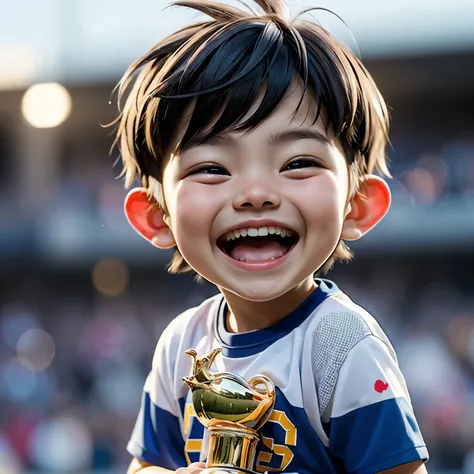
[283,158,321,171]
[190,165,230,175]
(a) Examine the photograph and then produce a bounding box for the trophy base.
[205,420,260,473]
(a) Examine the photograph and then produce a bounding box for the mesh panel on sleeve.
[311,311,371,416]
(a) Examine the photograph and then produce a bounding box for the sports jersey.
[127,279,428,473]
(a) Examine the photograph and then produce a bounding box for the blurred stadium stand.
[1,1,474,473]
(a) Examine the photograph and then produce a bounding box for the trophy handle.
[247,374,275,398]
[245,374,276,431]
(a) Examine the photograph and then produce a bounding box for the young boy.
[112,0,429,472]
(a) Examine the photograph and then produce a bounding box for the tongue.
[229,238,288,262]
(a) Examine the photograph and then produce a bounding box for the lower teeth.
[236,256,280,262]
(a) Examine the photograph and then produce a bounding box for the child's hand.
[175,461,206,473]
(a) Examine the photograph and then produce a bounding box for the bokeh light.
[1,359,39,402]
[28,415,93,472]
[404,167,438,206]
[17,328,56,372]
[92,258,129,297]
[21,82,72,128]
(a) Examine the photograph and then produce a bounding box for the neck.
[220,277,317,333]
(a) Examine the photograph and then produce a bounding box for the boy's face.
[159,85,353,301]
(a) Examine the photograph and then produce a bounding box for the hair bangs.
[150,19,310,154]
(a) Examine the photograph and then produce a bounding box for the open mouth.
[217,225,299,263]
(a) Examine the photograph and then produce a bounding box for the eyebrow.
[270,129,331,147]
[181,127,331,151]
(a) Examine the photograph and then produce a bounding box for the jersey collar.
[214,279,339,358]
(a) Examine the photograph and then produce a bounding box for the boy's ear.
[124,188,176,249]
[342,175,391,241]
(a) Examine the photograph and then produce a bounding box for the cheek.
[169,182,219,241]
[291,175,347,229]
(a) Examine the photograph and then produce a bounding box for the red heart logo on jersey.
[374,380,389,393]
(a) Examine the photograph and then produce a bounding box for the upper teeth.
[223,226,294,241]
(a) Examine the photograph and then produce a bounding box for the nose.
[232,176,281,210]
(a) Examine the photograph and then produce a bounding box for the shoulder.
[151,294,221,367]
[310,284,396,363]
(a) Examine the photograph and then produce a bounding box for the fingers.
[175,461,206,473]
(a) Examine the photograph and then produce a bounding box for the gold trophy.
[183,348,276,473]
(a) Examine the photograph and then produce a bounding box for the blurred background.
[1,0,474,473]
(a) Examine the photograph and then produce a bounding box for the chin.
[223,280,294,303]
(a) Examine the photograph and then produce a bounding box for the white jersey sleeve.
[126,308,194,468]
[302,296,428,474]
